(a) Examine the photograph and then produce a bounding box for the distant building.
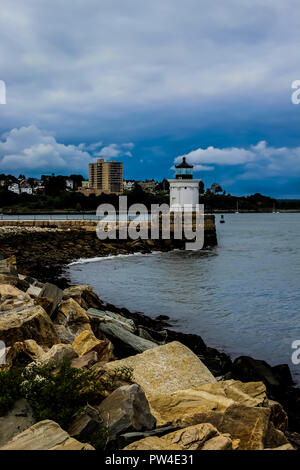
[19,182,33,194]
[8,183,20,194]
[123,180,135,191]
[136,179,157,193]
[78,159,123,196]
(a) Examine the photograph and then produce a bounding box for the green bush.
[0,365,23,416]
[21,360,105,429]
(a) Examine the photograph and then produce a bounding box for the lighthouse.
[168,157,201,211]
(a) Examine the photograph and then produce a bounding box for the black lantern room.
[175,157,193,179]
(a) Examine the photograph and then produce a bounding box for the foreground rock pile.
[0,255,297,450]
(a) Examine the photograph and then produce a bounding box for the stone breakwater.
[0,255,300,450]
[0,217,217,288]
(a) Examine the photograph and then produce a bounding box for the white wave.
[68,251,162,266]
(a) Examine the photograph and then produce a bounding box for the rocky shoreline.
[0,228,300,450]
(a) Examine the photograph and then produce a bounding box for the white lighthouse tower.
[168,157,201,211]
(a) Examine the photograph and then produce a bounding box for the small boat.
[235,201,239,213]
[220,214,225,223]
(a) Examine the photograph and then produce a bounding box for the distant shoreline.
[1,209,300,216]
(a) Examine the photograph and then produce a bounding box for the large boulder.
[0,284,33,312]
[87,308,135,333]
[232,356,292,390]
[0,420,95,450]
[97,384,156,443]
[31,343,77,368]
[220,403,270,450]
[39,283,63,317]
[0,305,59,348]
[162,423,219,450]
[5,340,45,367]
[123,424,233,451]
[63,285,103,310]
[54,298,91,338]
[68,404,104,444]
[104,342,216,397]
[72,330,114,362]
[149,387,234,428]
[146,380,288,449]
[71,351,98,370]
[90,311,157,356]
[34,296,54,316]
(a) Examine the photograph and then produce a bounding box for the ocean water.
[68,213,300,383]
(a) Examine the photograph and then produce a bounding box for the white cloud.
[96,143,134,158]
[175,141,300,180]
[0,125,134,175]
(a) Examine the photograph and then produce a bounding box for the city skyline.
[1,1,300,197]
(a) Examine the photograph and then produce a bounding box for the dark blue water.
[68,213,300,382]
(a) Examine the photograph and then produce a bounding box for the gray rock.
[39,282,63,317]
[98,384,156,441]
[113,426,186,450]
[94,318,157,355]
[53,324,75,344]
[87,308,136,333]
[68,405,104,444]
[26,285,43,297]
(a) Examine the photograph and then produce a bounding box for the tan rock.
[201,435,233,450]
[147,380,268,428]
[123,436,183,451]
[63,285,103,310]
[220,404,270,450]
[73,330,114,362]
[34,296,54,316]
[267,399,288,432]
[162,423,219,450]
[6,340,45,366]
[3,255,17,267]
[56,298,90,327]
[32,343,77,368]
[0,284,33,312]
[0,420,95,450]
[264,421,289,449]
[0,305,59,348]
[104,342,216,397]
[197,380,267,408]
[149,388,234,427]
[71,350,98,369]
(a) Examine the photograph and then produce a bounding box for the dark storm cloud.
[0,0,300,195]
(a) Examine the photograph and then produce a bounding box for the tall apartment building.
[79,159,123,195]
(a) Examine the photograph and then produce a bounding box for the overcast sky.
[1,0,300,197]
